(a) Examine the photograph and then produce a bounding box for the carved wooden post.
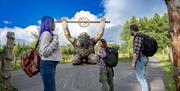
[2,32,15,91]
[164,0,180,90]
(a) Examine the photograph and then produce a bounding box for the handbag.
[20,40,40,77]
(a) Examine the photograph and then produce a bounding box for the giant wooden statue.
[61,17,108,65]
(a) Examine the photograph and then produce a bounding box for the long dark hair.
[100,39,108,48]
[39,16,55,38]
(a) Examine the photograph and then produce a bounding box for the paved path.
[10,58,165,91]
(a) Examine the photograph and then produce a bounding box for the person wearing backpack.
[39,16,62,91]
[98,39,114,91]
[130,24,151,91]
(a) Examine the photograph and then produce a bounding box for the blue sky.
[0,0,104,28]
[0,0,168,45]
[0,0,167,28]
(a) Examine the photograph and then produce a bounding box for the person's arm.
[131,36,142,70]
[99,48,107,58]
[62,19,77,45]
[93,18,106,43]
[131,53,138,70]
[39,32,59,57]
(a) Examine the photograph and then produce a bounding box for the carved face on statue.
[77,32,90,48]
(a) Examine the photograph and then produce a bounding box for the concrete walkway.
[10,58,165,91]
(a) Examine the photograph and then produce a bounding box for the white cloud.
[0,10,122,46]
[0,26,39,46]
[2,20,12,24]
[103,0,127,25]
[55,10,121,45]
[103,0,167,25]
[55,10,110,45]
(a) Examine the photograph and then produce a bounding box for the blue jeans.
[135,56,148,91]
[40,60,58,91]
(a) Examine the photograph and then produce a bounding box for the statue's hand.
[62,19,68,29]
[100,18,106,28]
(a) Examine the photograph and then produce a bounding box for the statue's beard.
[78,35,90,48]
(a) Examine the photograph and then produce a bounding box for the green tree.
[120,13,170,56]
[61,44,74,55]
[120,16,138,57]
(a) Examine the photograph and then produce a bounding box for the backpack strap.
[34,39,39,50]
[34,34,53,50]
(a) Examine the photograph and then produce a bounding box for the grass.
[154,53,176,91]
[118,57,131,63]
[118,53,131,63]
[11,62,22,71]
[60,54,73,64]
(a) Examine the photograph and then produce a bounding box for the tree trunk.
[165,0,180,90]
[162,49,165,58]
[168,46,174,63]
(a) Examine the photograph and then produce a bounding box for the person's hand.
[131,62,136,70]
[100,18,106,28]
[53,35,59,41]
[62,18,68,29]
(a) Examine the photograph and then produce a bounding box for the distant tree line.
[120,13,170,57]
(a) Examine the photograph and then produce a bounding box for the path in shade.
[11,58,165,91]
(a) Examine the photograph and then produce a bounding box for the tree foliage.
[120,13,170,54]
[61,44,74,54]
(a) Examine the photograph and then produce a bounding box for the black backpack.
[136,33,158,57]
[104,48,118,67]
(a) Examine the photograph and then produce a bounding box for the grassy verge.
[12,62,21,71]
[154,54,175,91]
[118,57,131,63]
[60,54,73,64]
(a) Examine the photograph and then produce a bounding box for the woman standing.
[39,16,61,91]
[98,39,114,91]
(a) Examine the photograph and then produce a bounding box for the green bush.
[108,44,120,50]
[60,54,73,64]
[61,45,74,55]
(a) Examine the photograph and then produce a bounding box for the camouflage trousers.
[99,67,114,91]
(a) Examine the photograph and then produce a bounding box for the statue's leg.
[72,54,82,65]
[87,53,99,64]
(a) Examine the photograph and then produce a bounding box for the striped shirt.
[98,48,107,70]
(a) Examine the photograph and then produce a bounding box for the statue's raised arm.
[62,19,77,45]
[93,18,106,44]
[61,18,106,65]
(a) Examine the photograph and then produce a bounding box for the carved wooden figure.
[2,32,15,91]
